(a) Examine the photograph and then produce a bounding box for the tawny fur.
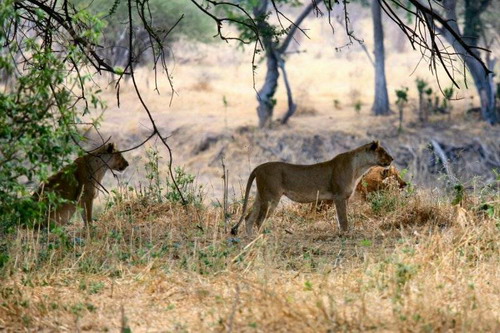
[356,165,407,198]
[311,165,407,212]
[231,141,393,236]
[33,142,129,226]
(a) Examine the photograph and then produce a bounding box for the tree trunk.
[468,56,498,124]
[256,42,280,128]
[279,54,297,125]
[441,0,498,124]
[254,2,316,128]
[371,0,390,115]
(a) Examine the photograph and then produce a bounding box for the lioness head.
[96,142,129,171]
[367,140,393,167]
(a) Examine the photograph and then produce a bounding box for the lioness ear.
[369,141,378,150]
[107,142,114,153]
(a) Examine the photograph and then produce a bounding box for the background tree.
[214,0,317,128]
[371,0,390,115]
[81,0,214,69]
[378,0,497,124]
[434,0,497,124]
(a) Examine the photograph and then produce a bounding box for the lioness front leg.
[334,198,349,232]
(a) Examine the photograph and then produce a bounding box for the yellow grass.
[1,186,499,331]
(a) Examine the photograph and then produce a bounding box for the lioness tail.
[230,169,257,235]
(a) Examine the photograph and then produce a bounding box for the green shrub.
[0,1,107,231]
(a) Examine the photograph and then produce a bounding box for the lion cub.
[356,165,407,198]
[33,142,129,226]
[312,165,407,211]
[231,141,393,236]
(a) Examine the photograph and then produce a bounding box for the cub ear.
[382,168,390,177]
[107,142,115,153]
[369,141,379,150]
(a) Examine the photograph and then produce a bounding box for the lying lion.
[33,142,129,226]
[356,165,407,198]
[311,165,407,211]
[231,141,393,236]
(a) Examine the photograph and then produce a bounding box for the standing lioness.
[231,141,393,236]
[33,142,129,226]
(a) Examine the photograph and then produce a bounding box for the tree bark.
[256,40,280,128]
[371,0,390,116]
[254,2,316,128]
[279,54,297,125]
[440,0,498,124]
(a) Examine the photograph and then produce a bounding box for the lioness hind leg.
[255,200,278,232]
[245,198,261,236]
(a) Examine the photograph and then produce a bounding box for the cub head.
[383,165,407,188]
[98,142,129,172]
[367,140,393,167]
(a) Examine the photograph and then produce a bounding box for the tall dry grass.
[0,182,498,331]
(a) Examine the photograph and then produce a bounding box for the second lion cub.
[231,141,393,236]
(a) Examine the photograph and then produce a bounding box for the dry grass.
[1,185,498,332]
[3,9,499,332]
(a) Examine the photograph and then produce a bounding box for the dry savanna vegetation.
[0,176,499,331]
[1,1,500,332]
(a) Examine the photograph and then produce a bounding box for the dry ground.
[1,185,499,331]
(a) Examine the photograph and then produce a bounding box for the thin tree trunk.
[279,55,297,125]
[254,2,316,128]
[256,42,279,128]
[371,0,390,115]
[254,1,276,128]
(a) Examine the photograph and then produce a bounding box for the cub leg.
[334,198,349,232]
[54,204,76,226]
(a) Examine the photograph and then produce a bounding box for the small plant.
[139,147,203,206]
[441,86,454,115]
[415,79,456,123]
[333,99,341,110]
[395,87,409,132]
[166,167,204,206]
[145,147,163,203]
[359,239,373,247]
[88,281,105,295]
[354,100,363,113]
[415,78,430,123]
[451,183,465,206]
[368,190,399,215]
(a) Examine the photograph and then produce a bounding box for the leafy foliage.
[76,0,215,66]
[139,147,203,206]
[0,0,103,230]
